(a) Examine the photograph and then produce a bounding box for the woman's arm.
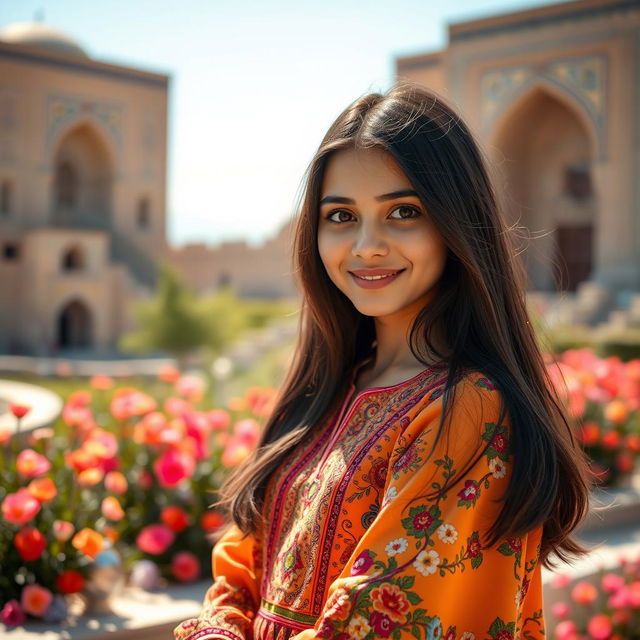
[173,522,263,640]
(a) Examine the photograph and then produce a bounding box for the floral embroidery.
[413,550,440,576]
[385,538,409,556]
[436,523,458,544]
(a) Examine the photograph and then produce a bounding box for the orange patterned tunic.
[173,363,546,640]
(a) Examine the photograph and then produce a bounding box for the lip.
[349,268,405,290]
[349,268,404,277]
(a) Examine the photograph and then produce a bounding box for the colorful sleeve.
[288,373,545,640]
[173,522,263,640]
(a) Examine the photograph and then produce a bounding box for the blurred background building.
[0,0,639,356]
[396,0,640,325]
[0,22,170,355]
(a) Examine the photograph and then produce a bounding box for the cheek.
[317,231,343,273]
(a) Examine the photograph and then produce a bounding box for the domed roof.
[0,22,89,58]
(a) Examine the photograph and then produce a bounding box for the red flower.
[14,527,47,562]
[491,433,508,454]
[10,403,30,419]
[370,611,395,637]
[412,510,434,530]
[56,569,85,594]
[467,533,482,558]
[161,506,189,533]
[457,479,479,502]
[507,536,522,553]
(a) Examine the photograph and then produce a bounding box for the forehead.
[321,147,411,194]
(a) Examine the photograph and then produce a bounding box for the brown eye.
[326,210,354,223]
[389,205,421,220]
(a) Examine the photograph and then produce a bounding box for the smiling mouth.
[350,269,405,281]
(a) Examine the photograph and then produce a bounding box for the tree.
[119,265,213,370]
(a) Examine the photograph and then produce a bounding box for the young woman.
[174,82,592,640]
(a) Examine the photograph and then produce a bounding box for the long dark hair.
[212,81,592,570]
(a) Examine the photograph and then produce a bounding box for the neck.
[367,287,446,375]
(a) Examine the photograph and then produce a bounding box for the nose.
[351,221,389,260]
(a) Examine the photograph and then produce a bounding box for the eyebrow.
[319,189,419,206]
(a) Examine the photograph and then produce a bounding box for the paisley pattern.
[173,366,546,640]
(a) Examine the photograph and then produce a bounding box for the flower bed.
[546,349,640,487]
[0,367,274,625]
[548,553,640,639]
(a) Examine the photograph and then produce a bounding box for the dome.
[0,22,89,58]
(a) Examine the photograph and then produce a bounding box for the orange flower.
[604,400,629,424]
[77,467,104,486]
[90,375,113,390]
[200,510,225,532]
[101,496,125,521]
[0,428,12,445]
[158,365,181,383]
[65,447,99,472]
[72,528,104,559]
[579,422,600,446]
[102,525,120,544]
[27,477,57,503]
[370,582,410,623]
[67,390,92,407]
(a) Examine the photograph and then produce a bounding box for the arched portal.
[51,123,113,229]
[57,298,92,348]
[490,85,597,291]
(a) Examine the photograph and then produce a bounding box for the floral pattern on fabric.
[173,369,546,640]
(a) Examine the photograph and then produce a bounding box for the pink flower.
[21,584,53,617]
[601,572,625,593]
[207,409,231,431]
[554,620,577,640]
[105,471,128,494]
[587,614,612,640]
[175,374,206,402]
[2,488,41,525]
[53,520,75,542]
[171,551,200,582]
[1,599,26,627]
[628,581,640,607]
[153,447,195,488]
[551,601,570,619]
[233,418,261,449]
[136,524,175,555]
[16,449,51,478]
[551,573,573,589]
[571,580,597,604]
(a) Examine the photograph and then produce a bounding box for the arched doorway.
[490,85,597,291]
[57,299,92,348]
[51,123,113,230]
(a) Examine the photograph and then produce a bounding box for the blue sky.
[1,0,561,248]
